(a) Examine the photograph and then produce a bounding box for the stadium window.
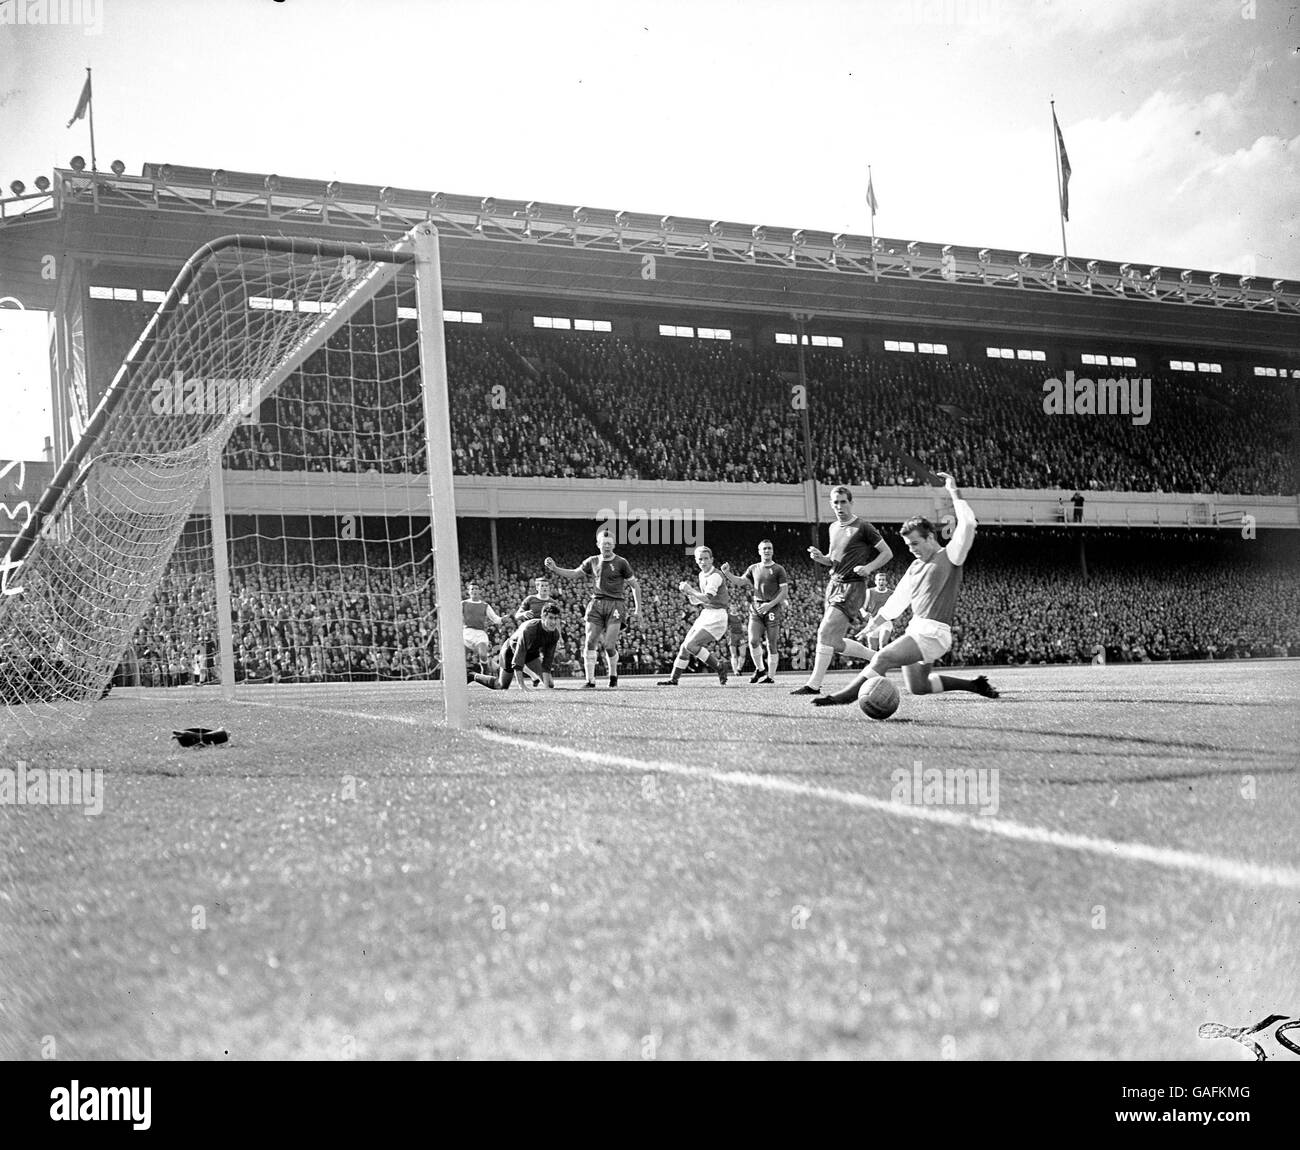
[932,343,948,355]
[397,307,417,320]
[659,324,694,338]
[883,339,899,351]
[1169,359,1191,371]
[1196,361,1221,373]
[1081,354,1096,365]
[776,332,795,345]
[90,286,140,301]
[89,285,113,299]
[918,342,933,354]
[298,300,337,314]
[898,341,915,353]
[987,347,1014,359]
[1031,350,1046,362]
[535,316,573,330]
[1016,349,1032,360]
[446,310,484,324]
[249,297,294,312]
[697,328,732,341]
[1207,363,1221,373]
[573,318,611,332]
[141,289,166,303]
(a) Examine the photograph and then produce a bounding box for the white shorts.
[867,622,893,642]
[463,627,489,650]
[685,608,728,645]
[905,617,953,664]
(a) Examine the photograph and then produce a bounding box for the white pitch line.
[241,698,423,726]
[478,729,1300,893]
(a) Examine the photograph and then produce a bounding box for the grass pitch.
[2,662,1296,1060]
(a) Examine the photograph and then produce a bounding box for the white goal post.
[0,223,467,746]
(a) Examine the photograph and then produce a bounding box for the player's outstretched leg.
[813,635,924,707]
[901,664,1000,698]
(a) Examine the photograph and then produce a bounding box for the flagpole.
[868,164,876,248]
[86,68,97,173]
[1051,99,1067,264]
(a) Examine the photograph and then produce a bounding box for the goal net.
[0,225,467,749]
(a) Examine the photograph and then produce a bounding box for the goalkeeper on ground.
[469,603,562,691]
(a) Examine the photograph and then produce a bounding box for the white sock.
[607,652,618,678]
[928,672,946,694]
[808,643,834,688]
[749,643,766,672]
[584,651,597,682]
[840,638,871,662]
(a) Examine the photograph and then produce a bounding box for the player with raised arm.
[790,486,894,695]
[657,545,731,686]
[813,471,999,707]
[545,529,640,688]
[470,603,563,691]
[462,583,502,674]
[720,539,790,684]
[858,572,894,652]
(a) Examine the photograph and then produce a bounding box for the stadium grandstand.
[0,162,1296,697]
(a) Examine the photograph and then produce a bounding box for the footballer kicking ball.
[857,676,900,720]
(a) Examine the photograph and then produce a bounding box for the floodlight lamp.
[34,176,50,192]
[1208,273,1221,287]
[323,180,340,199]
[110,159,125,176]
[211,169,228,187]
[751,225,767,242]
[9,180,25,196]
[70,155,86,172]
[264,174,281,193]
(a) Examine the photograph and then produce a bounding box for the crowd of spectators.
[89,300,1295,496]
[118,520,1299,687]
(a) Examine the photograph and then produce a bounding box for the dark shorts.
[585,597,626,630]
[824,578,867,622]
[749,609,780,645]
[727,615,747,643]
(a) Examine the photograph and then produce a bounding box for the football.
[857,676,900,720]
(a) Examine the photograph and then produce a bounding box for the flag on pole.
[1053,108,1072,222]
[67,73,92,128]
[866,173,879,216]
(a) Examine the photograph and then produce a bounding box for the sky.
[0,0,1297,459]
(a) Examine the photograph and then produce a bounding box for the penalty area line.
[478,729,1300,893]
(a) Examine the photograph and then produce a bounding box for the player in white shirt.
[657,546,731,686]
[814,472,999,705]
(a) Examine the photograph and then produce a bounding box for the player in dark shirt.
[721,538,791,683]
[545,529,640,688]
[470,604,562,690]
[515,577,556,621]
[792,486,894,695]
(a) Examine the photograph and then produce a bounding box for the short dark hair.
[901,516,936,539]
[542,603,561,617]
[830,486,853,502]
[758,538,774,548]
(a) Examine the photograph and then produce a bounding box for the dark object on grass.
[172,727,229,748]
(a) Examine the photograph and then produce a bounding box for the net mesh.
[0,236,428,745]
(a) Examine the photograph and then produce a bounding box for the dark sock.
[826,673,870,704]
